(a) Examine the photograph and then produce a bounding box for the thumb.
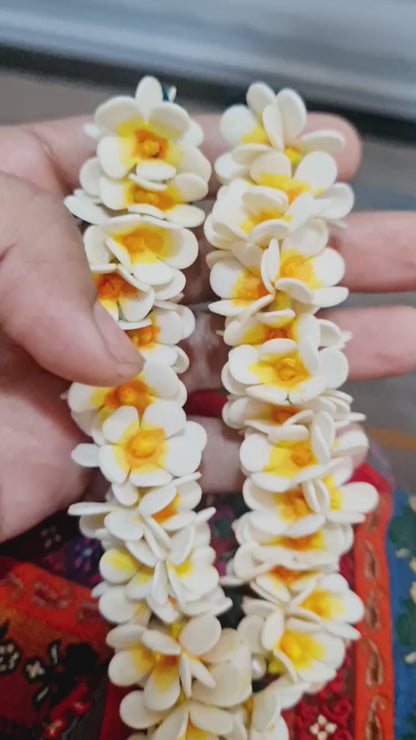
[0,172,142,385]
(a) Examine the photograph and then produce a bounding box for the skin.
[0,111,415,541]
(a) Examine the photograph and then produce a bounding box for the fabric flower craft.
[66,77,376,740]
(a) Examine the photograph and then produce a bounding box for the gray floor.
[1,69,416,490]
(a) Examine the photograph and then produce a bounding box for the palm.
[0,125,94,539]
[0,332,89,539]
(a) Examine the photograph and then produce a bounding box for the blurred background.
[1,0,416,489]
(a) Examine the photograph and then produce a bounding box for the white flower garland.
[66,77,379,740]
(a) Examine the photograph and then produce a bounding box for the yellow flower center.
[104,378,154,416]
[128,322,160,350]
[280,251,321,289]
[242,123,269,145]
[284,146,303,166]
[153,492,181,524]
[300,590,345,619]
[241,209,290,235]
[127,428,163,460]
[173,558,194,579]
[95,272,138,301]
[277,488,312,522]
[241,324,290,347]
[259,174,312,204]
[122,227,165,259]
[131,186,176,210]
[268,565,306,586]
[270,405,299,424]
[278,629,325,669]
[116,422,167,474]
[133,129,168,159]
[272,531,324,552]
[231,270,269,305]
[153,653,179,691]
[323,475,343,510]
[290,443,314,468]
[249,352,310,389]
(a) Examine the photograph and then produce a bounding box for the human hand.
[0,110,415,541]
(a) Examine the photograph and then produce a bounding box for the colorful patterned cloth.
[0,391,415,738]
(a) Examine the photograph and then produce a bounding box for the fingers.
[0,110,361,200]
[182,306,416,391]
[0,172,142,385]
[195,111,362,189]
[0,117,93,196]
[191,415,243,495]
[333,212,416,293]
[323,306,416,379]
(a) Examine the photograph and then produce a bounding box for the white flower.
[243,572,363,642]
[68,360,187,439]
[93,265,156,322]
[121,696,239,740]
[209,158,352,253]
[302,457,379,525]
[225,320,348,405]
[97,582,231,627]
[232,518,353,573]
[223,396,314,434]
[97,523,219,618]
[238,610,346,685]
[107,617,244,711]
[99,214,198,287]
[240,412,334,493]
[216,82,345,184]
[69,473,207,539]
[124,304,194,373]
[92,75,211,184]
[84,224,187,301]
[228,680,301,740]
[67,159,208,227]
[72,403,206,489]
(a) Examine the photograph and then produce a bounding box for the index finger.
[0,109,361,198]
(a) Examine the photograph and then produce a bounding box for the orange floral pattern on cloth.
[0,557,110,738]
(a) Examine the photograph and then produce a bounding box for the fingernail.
[93,301,142,372]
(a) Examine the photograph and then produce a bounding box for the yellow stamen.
[279,629,325,669]
[300,590,345,619]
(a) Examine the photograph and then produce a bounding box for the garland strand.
[66,77,379,739]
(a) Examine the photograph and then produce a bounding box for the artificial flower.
[302,457,379,525]
[124,304,194,372]
[68,360,187,438]
[232,519,353,573]
[93,266,156,322]
[92,75,211,184]
[107,616,242,711]
[121,695,238,739]
[240,411,335,493]
[71,158,208,227]
[209,156,352,253]
[216,82,345,183]
[228,679,303,740]
[226,322,348,405]
[72,402,206,488]
[98,522,219,615]
[238,611,346,684]
[69,473,206,541]
[99,214,198,287]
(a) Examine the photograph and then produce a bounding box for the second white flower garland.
[65,77,380,739]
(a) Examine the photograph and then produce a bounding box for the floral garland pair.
[66,77,379,739]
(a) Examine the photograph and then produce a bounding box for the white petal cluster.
[66,78,379,738]
[66,78,256,738]
[206,82,379,705]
